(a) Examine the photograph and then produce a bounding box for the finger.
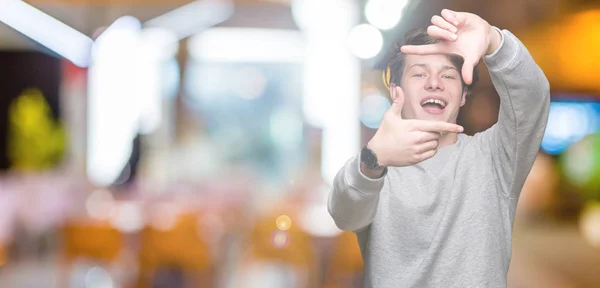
[394,84,405,107]
[389,84,405,117]
[431,15,457,33]
[400,43,445,55]
[415,131,441,143]
[441,9,462,26]
[415,140,439,154]
[417,149,437,162]
[427,25,457,42]
[412,120,464,133]
[461,57,478,85]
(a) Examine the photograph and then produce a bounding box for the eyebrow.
[408,63,458,72]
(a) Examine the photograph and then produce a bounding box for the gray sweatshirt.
[328,28,550,288]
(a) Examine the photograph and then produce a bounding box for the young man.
[328,9,550,288]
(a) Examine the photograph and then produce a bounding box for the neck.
[438,132,459,148]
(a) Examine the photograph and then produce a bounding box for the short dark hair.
[383,28,479,95]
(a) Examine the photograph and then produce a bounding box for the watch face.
[361,147,378,168]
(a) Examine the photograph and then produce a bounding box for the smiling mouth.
[420,98,447,115]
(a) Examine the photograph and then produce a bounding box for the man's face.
[399,54,467,124]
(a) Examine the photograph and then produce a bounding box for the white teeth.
[421,99,446,108]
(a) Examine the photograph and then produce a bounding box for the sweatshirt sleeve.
[474,27,551,199]
[327,152,387,232]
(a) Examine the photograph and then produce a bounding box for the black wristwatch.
[360,146,384,170]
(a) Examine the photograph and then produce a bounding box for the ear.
[460,87,467,107]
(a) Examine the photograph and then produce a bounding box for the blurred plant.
[7,88,66,171]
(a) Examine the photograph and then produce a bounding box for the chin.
[417,112,448,122]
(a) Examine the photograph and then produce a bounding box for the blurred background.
[0,0,600,287]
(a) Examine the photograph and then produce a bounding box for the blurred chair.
[59,220,124,286]
[235,207,319,288]
[61,220,123,263]
[137,212,214,288]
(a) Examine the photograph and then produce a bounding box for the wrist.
[366,141,387,168]
[360,162,386,179]
[485,26,502,55]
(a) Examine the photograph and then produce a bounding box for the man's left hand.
[400,9,502,85]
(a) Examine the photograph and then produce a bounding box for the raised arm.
[475,28,550,198]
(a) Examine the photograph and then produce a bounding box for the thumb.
[390,84,405,117]
[461,57,477,85]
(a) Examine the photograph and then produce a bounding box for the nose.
[425,75,444,91]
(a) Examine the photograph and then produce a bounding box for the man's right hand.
[367,84,464,167]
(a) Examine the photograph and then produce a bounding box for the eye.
[442,74,456,80]
[413,73,425,78]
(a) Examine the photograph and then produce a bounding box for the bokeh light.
[541,101,600,155]
[271,230,290,249]
[149,202,180,231]
[347,24,382,59]
[85,189,115,220]
[84,266,114,288]
[360,93,390,129]
[276,215,292,231]
[109,202,144,233]
[561,134,600,201]
[365,0,408,30]
[579,202,600,248]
